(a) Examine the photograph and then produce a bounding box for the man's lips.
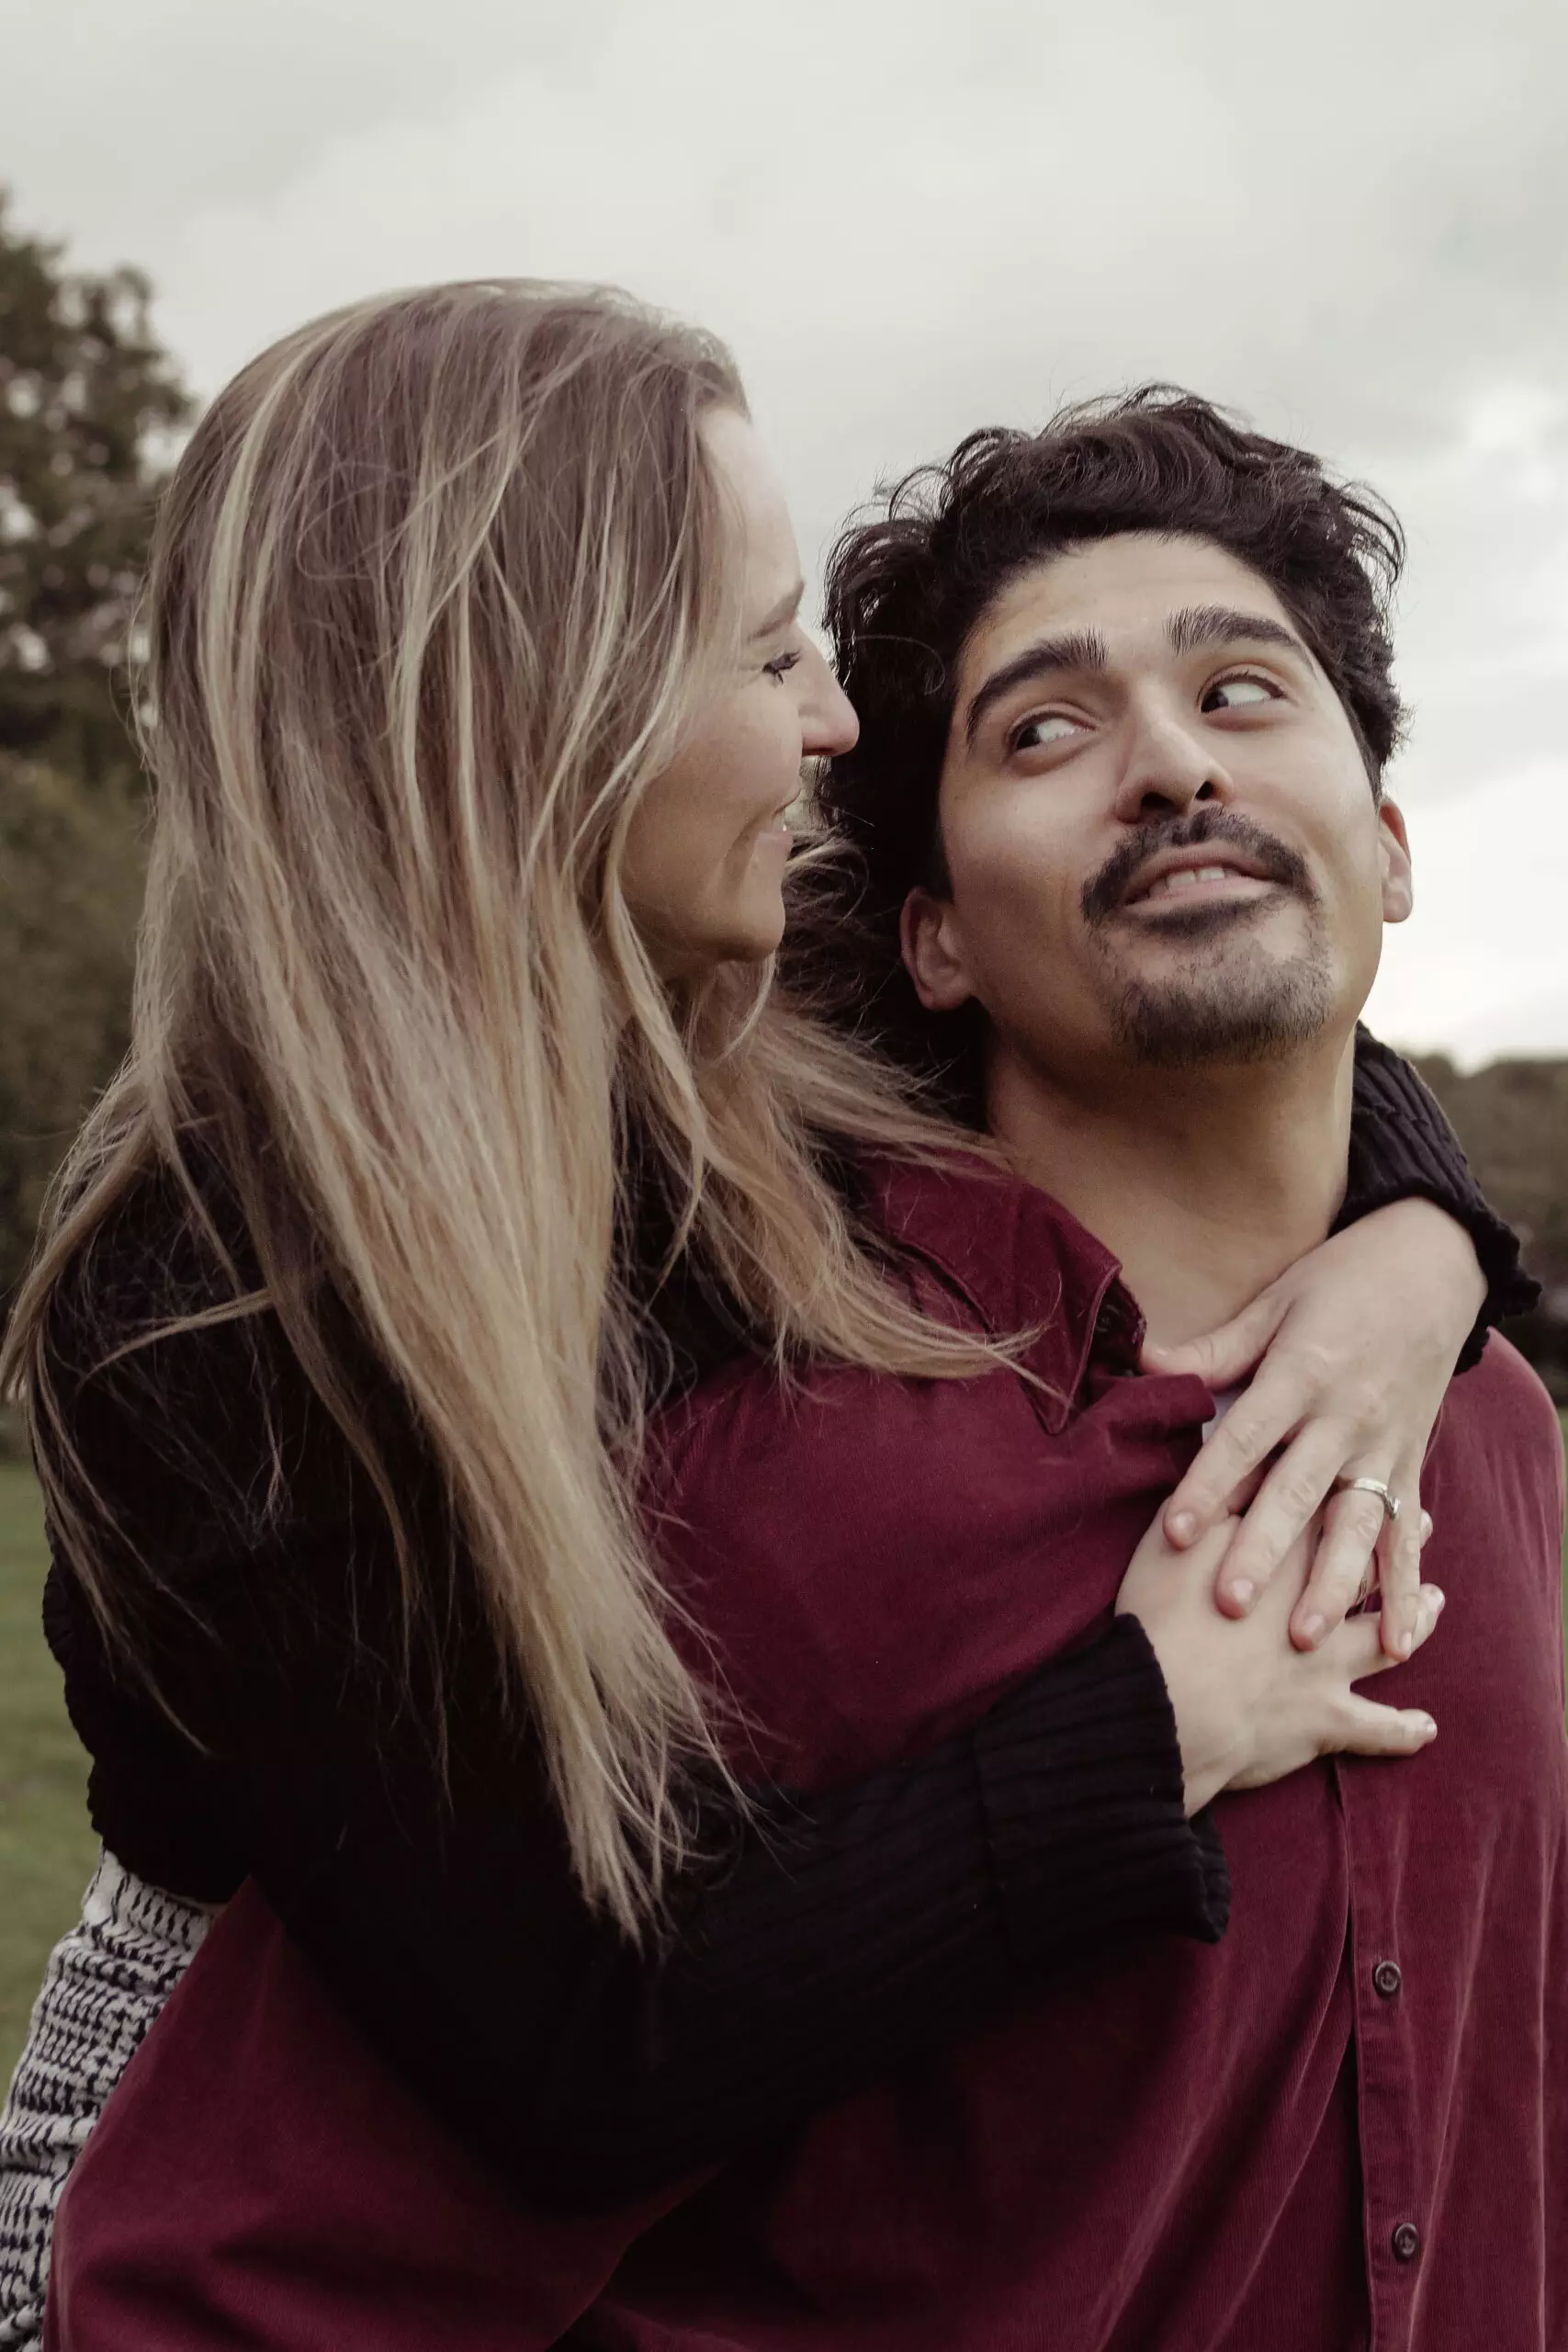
[1080,817,1314,928]
[1118,846,1276,910]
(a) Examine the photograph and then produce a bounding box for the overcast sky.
[7,0,1567,1064]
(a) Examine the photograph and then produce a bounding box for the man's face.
[902,532,1413,1081]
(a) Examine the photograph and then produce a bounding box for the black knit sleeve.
[44,1564,1221,2207]
[40,1207,1224,2208]
[1343,1028,1537,1372]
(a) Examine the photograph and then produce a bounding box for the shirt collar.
[862,1151,1148,1427]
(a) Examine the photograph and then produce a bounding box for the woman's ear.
[900,888,976,1012]
[1377,798,1414,925]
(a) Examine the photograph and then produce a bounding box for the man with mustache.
[720,390,1563,2343]
[587,390,1567,2344]
[43,391,1568,2350]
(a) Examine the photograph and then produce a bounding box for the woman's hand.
[1116,1510,1443,1816]
[1143,1199,1484,1662]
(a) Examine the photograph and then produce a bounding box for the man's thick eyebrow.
[750,580,806,639]
[964,628,1110,747]
[1167,605,1307,662]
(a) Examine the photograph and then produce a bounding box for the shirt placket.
[1337,1758,1425,2349]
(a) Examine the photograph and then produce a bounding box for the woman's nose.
[802,650,860,761]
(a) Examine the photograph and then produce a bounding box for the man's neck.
[986,1035,1356,1350]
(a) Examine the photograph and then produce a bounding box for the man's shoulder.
[1420,1333,1566,1769]
[1437,1329,1565,1519]
[1455,1329,1562,1440]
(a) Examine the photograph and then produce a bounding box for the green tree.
[0,191,191,789]
[1415,1056,1568,1291]
[1416,1052,1568,1399]
[0,753,144,1317]
[0,197,183,1333]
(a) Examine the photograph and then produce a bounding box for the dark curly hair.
[789,386,1407,1117]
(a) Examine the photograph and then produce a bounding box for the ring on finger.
[1334,1474,1400,1526]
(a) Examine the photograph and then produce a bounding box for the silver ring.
[1336,1475,1401,1526]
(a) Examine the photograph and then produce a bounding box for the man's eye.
[1012,712,1081,751]
[1201,674,1275,712]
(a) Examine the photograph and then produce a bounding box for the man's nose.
[1111,700,1229,826]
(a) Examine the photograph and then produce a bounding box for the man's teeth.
[1141,864,1249,900]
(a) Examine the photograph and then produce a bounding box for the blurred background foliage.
[0,190,189,787]
[0,754,142,1321]
[1415,1057,1568,1398]
[0,191,179,1396]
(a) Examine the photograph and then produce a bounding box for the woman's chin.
[638,899,785,984]
[709,877,789,968]
[713,922,786,971]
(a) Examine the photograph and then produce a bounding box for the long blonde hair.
[5,281,999,1931]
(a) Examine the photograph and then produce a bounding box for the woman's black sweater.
[39,1034,1532,2207]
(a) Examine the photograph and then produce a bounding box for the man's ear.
[1377,798,1413,924]
[900,887,975,1012]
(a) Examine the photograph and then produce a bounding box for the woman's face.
[622,409,858,978]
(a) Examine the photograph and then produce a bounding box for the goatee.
[1082,809,1332,1069]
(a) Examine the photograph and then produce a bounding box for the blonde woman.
[1,285,1522,2342]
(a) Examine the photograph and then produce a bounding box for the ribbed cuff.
[975,1614,1231,1962]
[1345,1030,1539,1371]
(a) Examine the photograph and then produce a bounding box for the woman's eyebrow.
[1167,605,1307,662]
[750,581,806,639]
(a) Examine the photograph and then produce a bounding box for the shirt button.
[1372,1959,1403,1998]
[1391,2221,1422,2263]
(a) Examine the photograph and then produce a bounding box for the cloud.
[1367,761,1568,1063]
[6,0,1564,1057]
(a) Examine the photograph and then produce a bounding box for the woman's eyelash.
[763,650,802,681]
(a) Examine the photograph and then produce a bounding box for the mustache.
[1080,810,1314,925]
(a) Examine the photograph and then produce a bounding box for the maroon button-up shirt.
[48,1158,1568,2352]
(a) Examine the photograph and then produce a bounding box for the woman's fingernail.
[1169,1511,1198,1544]
[1226,1577,1255,1610]
[1300,1611,1326,1646]
[1397,1628,1415,1657]
[1418,1715,1438,1740]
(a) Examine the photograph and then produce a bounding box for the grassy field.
[4,1441,1568,2094]
[0,1464,98,2086]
